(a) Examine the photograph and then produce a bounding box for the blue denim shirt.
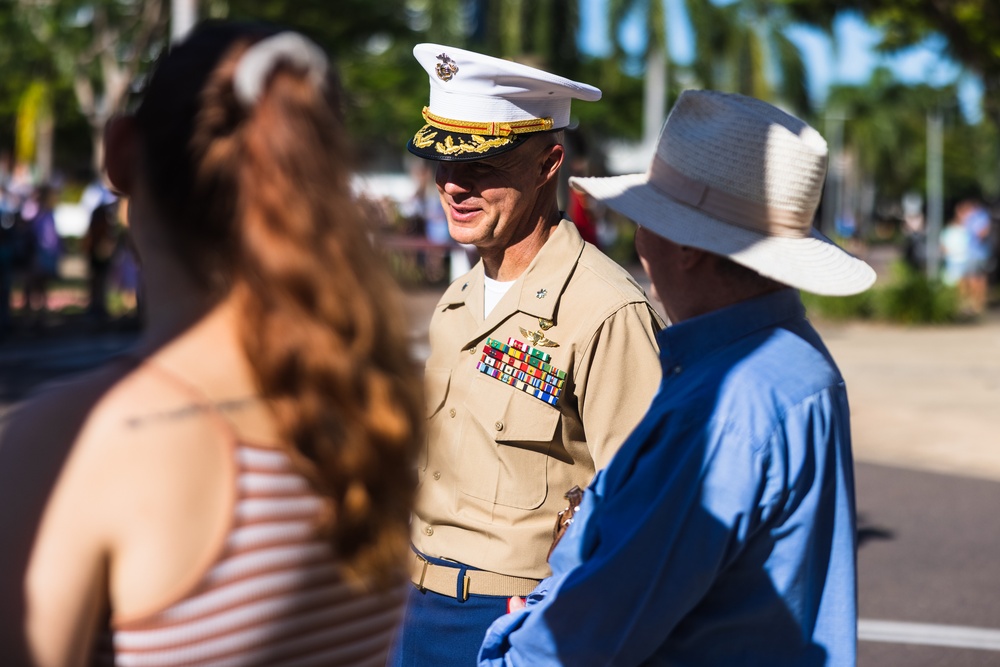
[479,289,858,666]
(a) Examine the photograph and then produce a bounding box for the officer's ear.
[536,142,564,186]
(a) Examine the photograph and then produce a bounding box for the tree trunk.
[35,110,53,181]
[91,124,105,177]
[643,48,667,147]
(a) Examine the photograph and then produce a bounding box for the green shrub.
[802,262,963,325]
[870,263,962,324]
[801,290,874,321]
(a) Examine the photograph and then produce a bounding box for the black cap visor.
[406,124,528,162]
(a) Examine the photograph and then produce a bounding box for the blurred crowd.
[940,200,994,315]
[0,173,141,338]
[903,197,996,315]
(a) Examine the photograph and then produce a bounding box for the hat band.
[649,156,814,239]
[422,107,554,137]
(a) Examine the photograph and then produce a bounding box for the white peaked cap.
[415,43,601,128]
[408,43,602,161]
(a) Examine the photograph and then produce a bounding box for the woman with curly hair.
[0,21,423,666]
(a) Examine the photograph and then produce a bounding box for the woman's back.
[1,22,422,666]
[12,307,405,666]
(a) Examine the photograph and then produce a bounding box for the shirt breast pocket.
[460,373,561,510]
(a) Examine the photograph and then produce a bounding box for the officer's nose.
[436,163,471,196]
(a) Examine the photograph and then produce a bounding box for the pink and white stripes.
[94,443,406,666]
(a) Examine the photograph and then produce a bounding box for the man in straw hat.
[478,90,876,666]
[389,45,665,667]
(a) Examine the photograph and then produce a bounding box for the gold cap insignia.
[435,53,459,82]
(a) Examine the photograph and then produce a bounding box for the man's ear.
[103,115,139,196]
[538,142,565,186]
[679,245,709,271]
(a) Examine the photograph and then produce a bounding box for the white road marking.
[859,619,1000,651]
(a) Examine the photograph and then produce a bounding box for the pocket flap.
[495,388,560,444]
[469,374,560,444]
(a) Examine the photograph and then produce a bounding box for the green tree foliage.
[777,0,1000,129]
[826,70,944,201]
[0,2,98,176]
[606,0,810,127]
[2,0,167,172]
[823,69,997,215]
[0,1,55,157]
[220,0,585,169]
[221,0,422,169]
[802,262,963,325]
[686,0,809,113]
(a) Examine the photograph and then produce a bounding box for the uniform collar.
[657,288,805,371]
[439,219,584,324]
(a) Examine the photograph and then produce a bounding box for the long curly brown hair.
[133,21,423,584]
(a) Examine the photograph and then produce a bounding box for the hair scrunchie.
[233,32,328,107]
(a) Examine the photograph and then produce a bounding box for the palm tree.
[608,0,672,145]
[606,0,810,147]
[687,0,810,114]
[465,0,581,76]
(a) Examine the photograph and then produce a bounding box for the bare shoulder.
[0,357,141,648]
[0,355,228,528]
[0,360,136,493]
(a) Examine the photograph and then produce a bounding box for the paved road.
[2,280,998,666]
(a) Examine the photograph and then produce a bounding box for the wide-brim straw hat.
[570,90,876,296]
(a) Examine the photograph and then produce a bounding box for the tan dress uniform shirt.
[414,220,665,580]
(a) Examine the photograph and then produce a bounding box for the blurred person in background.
[23,184,61,321]
[566,156,601,249]
[82,200,119,323]
[409,160,451,282]
[0,186,18,336]
[111,198,142,317]
[958,199,992,314]
[940,205,973,308]
[0,21,423,666]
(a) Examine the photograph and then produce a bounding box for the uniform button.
[469,347,476,355]
[672,365,683,375]
[495,420,504,431]
[424,525,434,536]
[449,408,457,418]
[433,471,442,480]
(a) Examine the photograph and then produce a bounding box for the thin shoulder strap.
[129,354,243,440]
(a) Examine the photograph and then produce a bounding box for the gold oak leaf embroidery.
[413,127,438,148]
[436,134,512,155]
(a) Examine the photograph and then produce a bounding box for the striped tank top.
[92,363,407,666]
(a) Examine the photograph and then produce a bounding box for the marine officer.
[388,44,665,667]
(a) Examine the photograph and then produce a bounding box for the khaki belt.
[409,552,540,600]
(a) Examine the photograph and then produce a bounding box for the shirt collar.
[439,219,584,322]
[657,288,805,371]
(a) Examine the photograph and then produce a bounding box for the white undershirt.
[484,277,516,318]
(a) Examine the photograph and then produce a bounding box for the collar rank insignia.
[519,318,559,348]
[477,337,567,406]
[435,53,459,81]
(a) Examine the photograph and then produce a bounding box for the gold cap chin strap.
[421,107,554,137]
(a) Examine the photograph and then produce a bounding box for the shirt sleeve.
[479,386,847,667]
[574,302,664,470]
